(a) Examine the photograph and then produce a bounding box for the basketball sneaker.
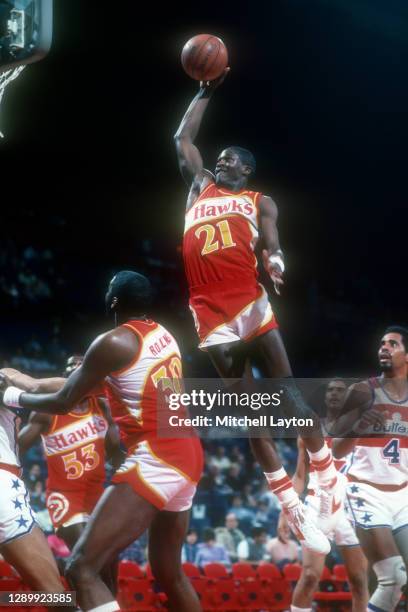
[284,501,330,554]
[315,472,348,534]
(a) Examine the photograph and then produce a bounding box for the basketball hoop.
[0,65,25,138]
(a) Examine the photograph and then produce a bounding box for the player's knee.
[65,553,97,587]
[370,555,407,610]
[347,568,367,597]
[150,561,183,591]
[300,566,320,592]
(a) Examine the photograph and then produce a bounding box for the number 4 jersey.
[183,181,278,349]
[346,377,408,487]
[41,397,108,529]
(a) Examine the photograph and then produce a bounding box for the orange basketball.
[181,34,228,81]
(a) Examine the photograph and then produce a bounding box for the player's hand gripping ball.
[181,34,228,81]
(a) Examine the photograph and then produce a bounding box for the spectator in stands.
[195,528,231,567]
[208,446,231,472]
[253,499,278,532]
[227,495,255,524]
[237,527,270,563]
[29,480,47,512]
[27,463,42,487]
[225,463,245,493]
[119,539,146,565]
[181,529,199,563]
[215,513,245,563]
[266,512,300,569]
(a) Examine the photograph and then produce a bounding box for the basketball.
[181,34,228,81]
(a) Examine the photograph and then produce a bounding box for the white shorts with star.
[0,469,36,546]
[345,481,408,532]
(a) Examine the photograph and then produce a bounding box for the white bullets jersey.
[0,407,21,467]
[346,377,408,486]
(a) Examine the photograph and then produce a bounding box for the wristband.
[3,386,24,408]
[268,251,285,274]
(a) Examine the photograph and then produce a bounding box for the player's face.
[378,333,408,372]
[215,150,245,187]
[325,380,347,412]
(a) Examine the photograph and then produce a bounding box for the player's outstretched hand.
[262,249,284,295]
[200,67,230,90]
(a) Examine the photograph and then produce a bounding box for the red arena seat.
[202,563,230,579]
[257,562,282,581]
[118,561,144,580]
[231,562,257,580]
[182,562,201,579]
[282,562,302,582]
[118,577,160,611]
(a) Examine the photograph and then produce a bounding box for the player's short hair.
[384,325,408,350]
[108,270,153,312]
[227,146,256,174]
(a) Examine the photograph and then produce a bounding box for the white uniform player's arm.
[0,368,65,393]
[332,437,358,459]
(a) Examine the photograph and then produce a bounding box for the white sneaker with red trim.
[284,501,330,554]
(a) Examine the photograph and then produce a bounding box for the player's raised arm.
[0,328,137,415]
[174,69,229,188]
[260,195,285,295]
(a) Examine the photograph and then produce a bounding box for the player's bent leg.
[356,526,406,611]
[59,522,118,595]
[66,483,158,612]
[339,545,369,612]
[148,510,201,612]
[2,525,64,592]
[291,546,325,611]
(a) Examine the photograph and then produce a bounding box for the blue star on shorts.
[362,513,372,523]
[350,484,359,493]
[11,479,21,490]
[356,498,365,507]
[13,498,23,510]
[16,516,28,528]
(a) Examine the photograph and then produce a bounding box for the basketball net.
[0,65,25,138]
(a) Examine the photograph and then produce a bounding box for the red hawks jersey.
[183,182,263,289]
[104,319,203,482]
[41,396,108,493]
[105,319,182,447]
[346,377,408,486]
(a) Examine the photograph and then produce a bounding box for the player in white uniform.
[0,373,66,595]
[333,326,408,612]
[289,379,368,612]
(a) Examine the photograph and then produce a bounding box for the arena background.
[1,0,408,563]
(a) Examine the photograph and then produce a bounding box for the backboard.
[0,0,52,72]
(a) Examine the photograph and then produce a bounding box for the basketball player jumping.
[333,326,408,612]
[174,70,342,552]
[0,271,204,612]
